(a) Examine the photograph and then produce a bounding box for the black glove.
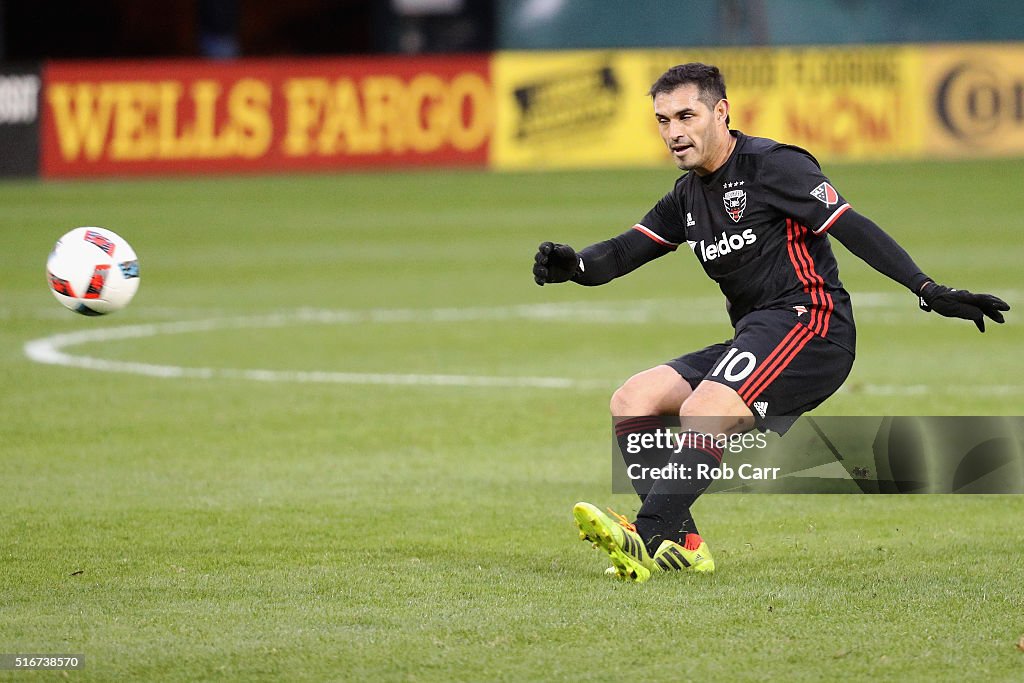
[918,281,1010,332]
[533,242,579,286]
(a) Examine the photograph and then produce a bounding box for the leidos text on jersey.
[696,228,757,262]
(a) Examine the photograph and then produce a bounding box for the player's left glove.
[918,281,1010,332]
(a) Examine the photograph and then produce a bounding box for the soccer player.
[532,63,1010,582]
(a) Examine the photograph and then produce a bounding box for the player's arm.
[533,228,671,287]
[829,209,1010,332]
[827,209,930,291]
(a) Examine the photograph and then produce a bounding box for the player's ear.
[715,98,730,125]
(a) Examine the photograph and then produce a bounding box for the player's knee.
[610,382,638,416]
[610,378,655,417]
[610,368,680,416]
[611,366,692,416]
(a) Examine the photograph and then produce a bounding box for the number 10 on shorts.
[711,348,757,382]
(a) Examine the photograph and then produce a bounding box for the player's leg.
[610,345,729,500]
[637,311,854,577]
[609,364,695,417]
[609,355,734,539]
[593,311,853,580]
[629,380,754,575]
[576,351,727,581]
[679,380,756,433]
[610,364,695,503]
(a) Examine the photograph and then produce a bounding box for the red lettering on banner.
[739,98,764,135]
[785,94,898,154]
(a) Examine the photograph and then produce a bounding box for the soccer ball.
[47,227,140,316]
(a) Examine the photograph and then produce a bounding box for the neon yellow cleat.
[652,534,716,574]
[604,533,716,578]
[573,502,654,582]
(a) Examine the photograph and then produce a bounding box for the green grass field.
[2,160,1023,681]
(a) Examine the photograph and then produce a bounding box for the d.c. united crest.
[723,189,747,223]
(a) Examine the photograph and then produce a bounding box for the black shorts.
[666,308,854,431]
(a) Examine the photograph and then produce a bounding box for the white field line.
[21,300,1022,394]
[21,308,618,390]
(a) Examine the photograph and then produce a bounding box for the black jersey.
[635,130,856,353]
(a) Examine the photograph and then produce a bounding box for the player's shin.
[616,418,703,540]
[631,431,723,556]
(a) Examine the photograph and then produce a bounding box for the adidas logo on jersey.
[698,228,757,262]
[752,401,768,418]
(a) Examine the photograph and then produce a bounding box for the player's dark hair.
[649,63,729,126]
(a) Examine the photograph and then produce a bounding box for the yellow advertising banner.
[492,46,927,169]
[490,51,660,169]
[649,46,926,162]
[920,43,1024,158]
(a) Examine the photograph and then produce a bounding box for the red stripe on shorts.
[736,324,814,404]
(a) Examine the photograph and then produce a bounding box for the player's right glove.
[918,281,1010,332]
[533,242,579,286]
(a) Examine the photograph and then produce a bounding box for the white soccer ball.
[47,227,140,316]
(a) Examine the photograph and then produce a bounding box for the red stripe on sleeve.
[632,224,679,250]
[814,203,851,234]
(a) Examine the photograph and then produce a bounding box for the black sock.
[614,416,669,504]
[632,431,722,556]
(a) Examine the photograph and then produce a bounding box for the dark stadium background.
[4,0,1024,60]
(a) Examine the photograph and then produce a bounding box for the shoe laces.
[606,507,637,534]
